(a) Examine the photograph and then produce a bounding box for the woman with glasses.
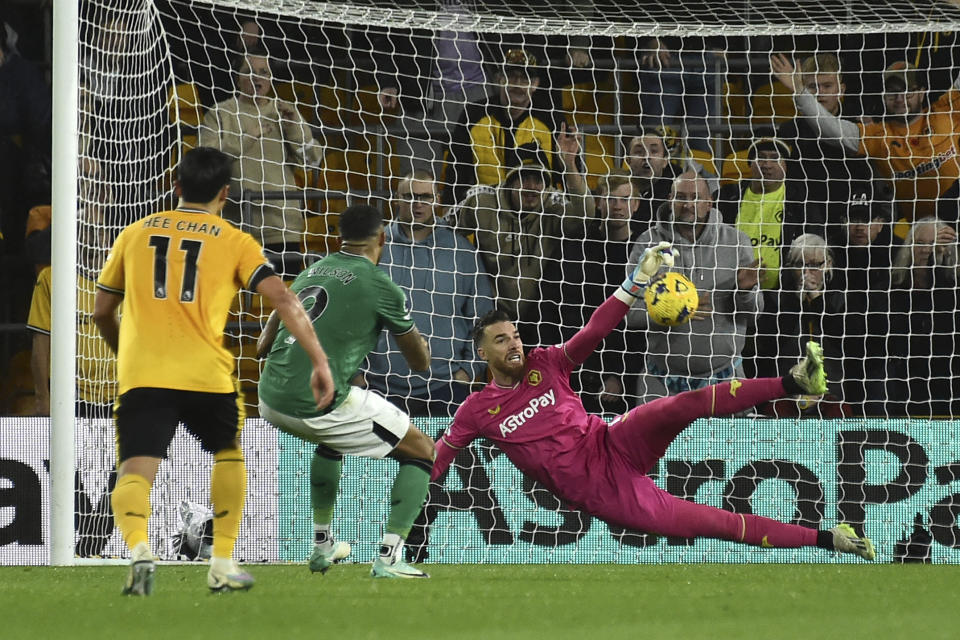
[754,233,850,417]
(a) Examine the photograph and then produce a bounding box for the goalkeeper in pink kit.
[431,242,876,559]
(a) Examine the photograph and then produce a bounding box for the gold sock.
[210,448,246,559]
[111,474,152,551]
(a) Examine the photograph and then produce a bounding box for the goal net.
[15,0,960,565]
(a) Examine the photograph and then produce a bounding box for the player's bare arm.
[394,326,431,372]
[30,332,50,415]
[257,274,335,410]
[92,289,123,353]
[256,309,281,359]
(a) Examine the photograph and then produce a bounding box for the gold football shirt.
[97,208,272,394]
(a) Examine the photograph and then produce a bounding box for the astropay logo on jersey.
[499,389,556,436]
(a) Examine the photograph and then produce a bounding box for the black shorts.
[114,387,245,462]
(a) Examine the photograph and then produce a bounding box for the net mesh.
[23,0,960,563]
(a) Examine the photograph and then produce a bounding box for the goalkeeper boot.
[789,341,827,396]
[371,541,429,579]
[207,558,255,593]
[308,541,351,574]
[122,542,156,596]
[830,523,876,561]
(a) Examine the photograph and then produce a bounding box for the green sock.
[386,460,431,538]
[310,446,342,525]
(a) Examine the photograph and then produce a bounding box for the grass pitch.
[2,563,956,639]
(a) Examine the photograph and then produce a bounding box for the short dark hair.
[340,204,383,241]
[232,47,270,74]
[472,309,512,347]
[176,147,233,203]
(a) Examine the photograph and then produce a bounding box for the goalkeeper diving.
[430,241,876,559]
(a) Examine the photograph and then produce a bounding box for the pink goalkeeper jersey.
[433,294,634,510]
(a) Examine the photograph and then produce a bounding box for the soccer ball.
[644,272,698,327]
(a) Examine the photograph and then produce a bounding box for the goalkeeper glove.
[621,241,675,298]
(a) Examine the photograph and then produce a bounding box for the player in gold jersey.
[94,147,334,595]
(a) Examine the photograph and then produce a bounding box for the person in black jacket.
[775,53,876,212]
[885,216,960,417]
[560,170,643,414]
[829,180,899,415]
[754,233,848,417]
[624,129,683,238]
[444,48,561,205]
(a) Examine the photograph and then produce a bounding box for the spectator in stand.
[775,53,876,210]
[26,204,119,557]
[199,48,322,278]
[363,171,494,417]
[753,234,848,418]
[445,48,560,205]
[635,37,722,153]
[161,11,272,107]
[885,216,960,417]
[27,211,117,418]
[830,180,899,415]
[80,11,170,228]
[560,170,643,414]
[627,172,762,403]
[717,136,824,292]
[626,126,718,203]
[656,124,720,193]
[235,18,263,53]
[772,53,960,227]
[371,0,493,178]
[0,20,51,252]
[455,127,592,347]
[624,129,681,236]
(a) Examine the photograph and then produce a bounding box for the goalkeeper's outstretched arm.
[430,436,462,482]
[562,242,674,365]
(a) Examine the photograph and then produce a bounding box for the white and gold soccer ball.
[644,272,698,327]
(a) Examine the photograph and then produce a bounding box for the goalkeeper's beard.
[497,352,526,379]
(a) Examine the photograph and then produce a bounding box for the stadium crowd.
[1,3,959,423]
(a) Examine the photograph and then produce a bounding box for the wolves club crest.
[527,370,542,386]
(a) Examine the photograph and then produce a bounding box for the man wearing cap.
[453,126,592,347]
[445,48,560,206]
[830,180,899,414]
[772,53,960,226]
[717,136,824,291]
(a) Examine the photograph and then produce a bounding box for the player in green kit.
[258,204,435,578]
